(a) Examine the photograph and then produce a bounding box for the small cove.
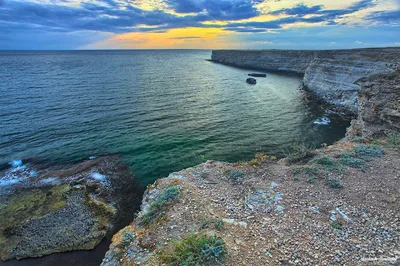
[0,50,351,265]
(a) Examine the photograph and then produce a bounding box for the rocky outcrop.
[102,144,400,265]
[212,48,400,113]
[347,71,400,139]
[0,156,143,261]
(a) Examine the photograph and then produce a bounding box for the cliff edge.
[211,48,400,114]
[102,142,400,265]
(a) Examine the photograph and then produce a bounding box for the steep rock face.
[211,50,315,74]
[347,72,400,138]
[212,48,400,113]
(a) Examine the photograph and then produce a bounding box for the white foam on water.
[89,156,97,160]
[91,172,106,181]
[0,179,20,187]
[9,160,23,168]
[313,117,331,125]
[0,165,37,187]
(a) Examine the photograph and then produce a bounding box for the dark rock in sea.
[246,78,257,84]
[0,156,144,261]
[248,73,266,77]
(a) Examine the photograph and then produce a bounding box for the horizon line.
[0,46,399,52]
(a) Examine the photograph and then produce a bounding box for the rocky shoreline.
[0,156,144,261]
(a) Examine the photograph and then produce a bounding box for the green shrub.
[138,186,180,225]
[228,170,245,184]
[325,179,343,189]
[354,145,383,161]
[292,165,322,183]
[309,156,343,173]
[160,233,226,266]
[285,142,315,163]
[158,186,180,202]
[339,153,365,169]
[292,156,344,186]
[387,133,400,148]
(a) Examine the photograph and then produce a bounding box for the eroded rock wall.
[347,72,400,138]
[212,48,400,113]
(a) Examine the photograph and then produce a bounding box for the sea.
[0,50,350,265]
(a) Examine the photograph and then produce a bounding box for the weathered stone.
[348,72,400,138]
[0,156,143,261]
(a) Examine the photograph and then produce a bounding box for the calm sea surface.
[0,50,349,184]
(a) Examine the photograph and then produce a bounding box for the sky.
[0,0,399,50]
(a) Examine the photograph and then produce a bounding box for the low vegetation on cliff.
[102,133,400,265]
[160,233,226,266]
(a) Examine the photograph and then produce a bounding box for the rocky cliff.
[212,48,400,113]
[347,72,400,139]
[101,143,400,265]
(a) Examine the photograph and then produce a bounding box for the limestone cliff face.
[212,48,400,113]
[347,72,400,138]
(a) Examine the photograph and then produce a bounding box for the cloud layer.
[0,0,399,49]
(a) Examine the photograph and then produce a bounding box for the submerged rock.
[0,156,143,261]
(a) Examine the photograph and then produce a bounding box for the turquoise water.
[0,50,349,185]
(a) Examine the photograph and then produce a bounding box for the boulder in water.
[246,78,257,85]
[248,73,266,77]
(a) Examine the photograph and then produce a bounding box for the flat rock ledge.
[0,156,142,261]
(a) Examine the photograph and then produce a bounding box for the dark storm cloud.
[270,0,375,18]
[270,4,323,16]
[0,0,207,33]
[165,0,262,20]
[366,10,400,24]
[0,0,259,35]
